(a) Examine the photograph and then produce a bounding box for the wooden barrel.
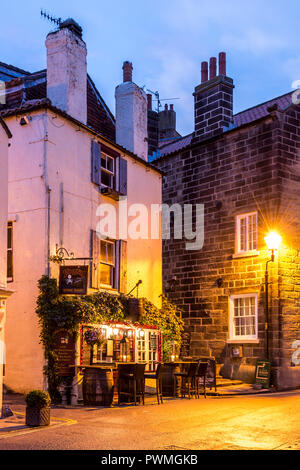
[161,363,181,397]
[82,368,114,406]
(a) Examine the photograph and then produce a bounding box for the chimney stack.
[147,93,152,110]
[201,62,208,83]
[219,52,226,75]
[209,57,217,80]
[123,61,133,82]
[192,52,234,143]
[159,103,177,140]
[46,18,87,124]
[115,62,148,161]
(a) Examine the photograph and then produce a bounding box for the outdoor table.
[70,362,148,404]
[161,361,198,397]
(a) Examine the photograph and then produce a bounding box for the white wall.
[115,82,148,161]
[4,109,162,393]
[46,28,87,124]
[0,124,9,410]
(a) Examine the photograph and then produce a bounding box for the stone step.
[216,378,244,387]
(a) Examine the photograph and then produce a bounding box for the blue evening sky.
[1,0,299,136]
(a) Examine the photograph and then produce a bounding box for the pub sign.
[54,329,76,376]
[59,265,88,295]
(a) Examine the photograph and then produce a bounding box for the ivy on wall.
[36,275,184,400]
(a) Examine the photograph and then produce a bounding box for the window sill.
[227,339,260,344]
[100,187,125,201]
[99,285,119,294]
[232,250,259,259]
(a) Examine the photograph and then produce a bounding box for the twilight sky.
[1,0,299,136]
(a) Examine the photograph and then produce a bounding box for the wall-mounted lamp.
[264,232,282,261]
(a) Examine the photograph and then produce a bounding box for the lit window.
[101,153,115,189]
[7,222,13,282]
[229,294,258,340]
[236,212,257,254]
[100,239,115,288]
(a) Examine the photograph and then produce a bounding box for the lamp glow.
[265,232,282,251]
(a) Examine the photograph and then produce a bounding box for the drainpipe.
[43,112,51,277]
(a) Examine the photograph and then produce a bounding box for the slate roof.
[0,62,116,142]
[159,91,294,157]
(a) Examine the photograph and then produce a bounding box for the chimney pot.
[209,57,217,80]
[201,61,208,83]
[164,104,168,110]
[219,52,226,76]
[170,104,174,111]
[123,61,133,82]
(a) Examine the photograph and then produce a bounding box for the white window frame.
[236,212,258,255]
[229,293,258,341]
[101,153,115,189]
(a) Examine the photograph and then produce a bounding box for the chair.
[174,362,198,399]
[118,363,146,406]
[196,361,208,398]
[144,363,164,404]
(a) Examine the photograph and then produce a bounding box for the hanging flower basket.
[84,328,107,364]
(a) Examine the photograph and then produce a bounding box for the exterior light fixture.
[120,333,129,362]
[264,232,282,260]
[264,231,281,361]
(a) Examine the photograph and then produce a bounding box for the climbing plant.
[36,275,183,400]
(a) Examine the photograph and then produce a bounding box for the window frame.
[229,293,258,341]
[99,238,116,289]
[7,221,13,282]
[236,211,258,255]
[101,152,115,190]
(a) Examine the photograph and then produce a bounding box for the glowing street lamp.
[264,232,282,261]
[264,231,281,361]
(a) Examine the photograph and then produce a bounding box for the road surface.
[1,391,299,450]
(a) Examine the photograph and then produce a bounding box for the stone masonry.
[155,60,300,388]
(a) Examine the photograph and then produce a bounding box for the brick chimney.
[115,61,148,161]
[192,52,234,143]
[45,18,87,124]
[159,103,177,140]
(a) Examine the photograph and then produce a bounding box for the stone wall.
[155,107,300,388]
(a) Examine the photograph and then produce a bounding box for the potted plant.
[84,327,107,364]
[25,390,51,427]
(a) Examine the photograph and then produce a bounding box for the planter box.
[25,406,50,427]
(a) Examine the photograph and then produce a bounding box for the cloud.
[145,45,200,134]
[221,29,287,55]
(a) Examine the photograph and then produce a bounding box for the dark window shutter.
[91,141,101,186]
[119,157,127,196]
[117,239,127,293]
[91,229,101,288]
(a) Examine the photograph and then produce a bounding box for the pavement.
[0,388,300,450]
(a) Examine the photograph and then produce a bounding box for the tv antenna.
[146,88,180,113]
[40,9,62,27]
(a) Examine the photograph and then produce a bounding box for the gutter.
[42,111,51,276]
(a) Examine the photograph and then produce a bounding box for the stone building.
[154,52,300,389]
